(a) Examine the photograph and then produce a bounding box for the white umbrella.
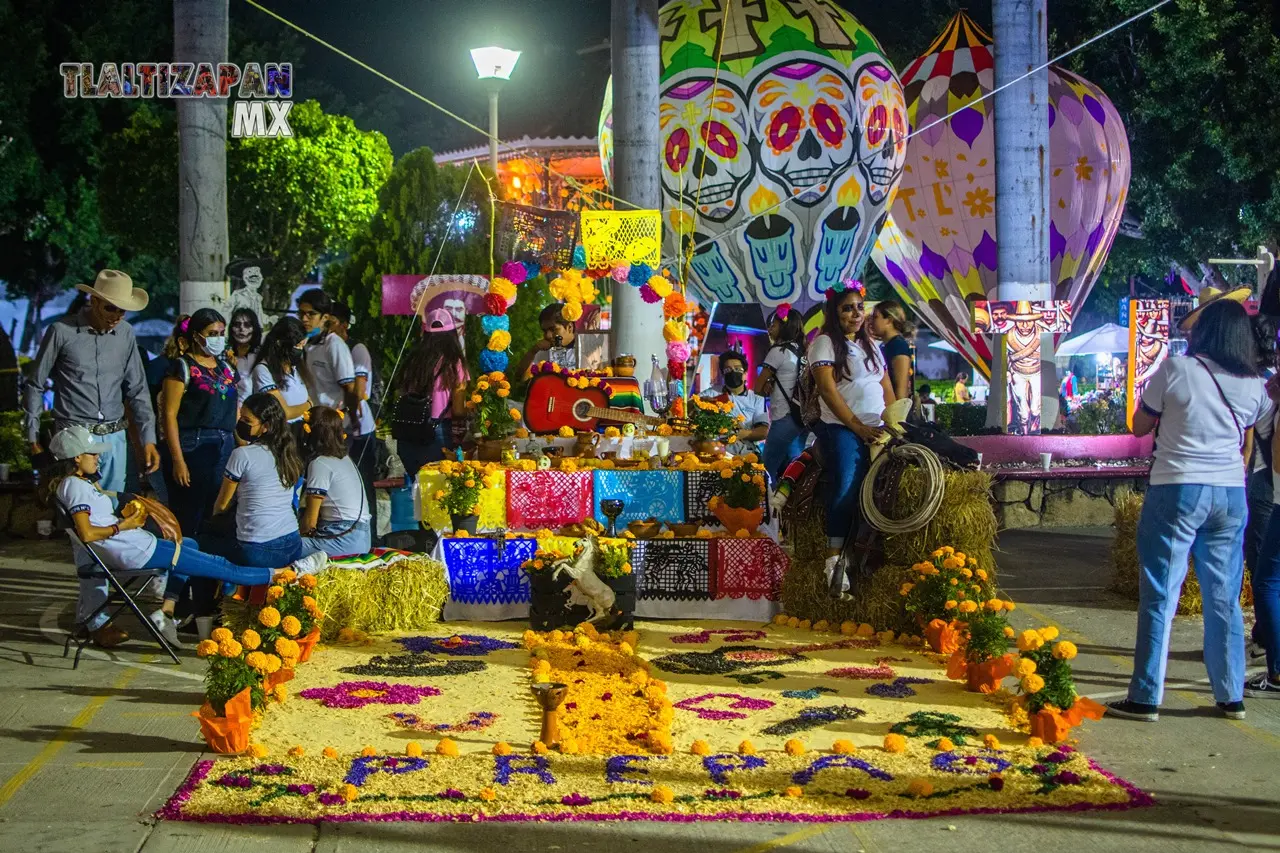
[1055,323,1129,357]
[927,339,959,353]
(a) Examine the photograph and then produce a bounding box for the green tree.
[326,150,493,395]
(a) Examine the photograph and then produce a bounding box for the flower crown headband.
[825,279,865,300]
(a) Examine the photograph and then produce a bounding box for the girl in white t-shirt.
[808,282,893,599]
[755,304,811,484]
[211,393,319,570]
[47,425,319,649]
[299,406,372,559]
[252,317,314,425]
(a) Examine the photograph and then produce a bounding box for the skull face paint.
[659,75,754,223]
[855,63,907,206]
[748,56,857,208]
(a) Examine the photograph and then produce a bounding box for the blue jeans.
[167,428,234,536]
[814,421,870,548]
[1253,511,1280,678]
[1246,466,1273,573]
[302,519,372,560]
[77,537,271,630]
[763,416,808,486]
[1130,484,1247,706]
[96,429,129,495]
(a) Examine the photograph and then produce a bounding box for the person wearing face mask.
[755,304,812,484]
[160,308,238,537]
[701,350,769,457]
[251,316,315,434]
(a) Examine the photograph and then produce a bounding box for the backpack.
[796,361,822,428]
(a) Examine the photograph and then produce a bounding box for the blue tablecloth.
[592,469,685,526]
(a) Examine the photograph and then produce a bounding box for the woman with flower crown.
[808,281,893,599]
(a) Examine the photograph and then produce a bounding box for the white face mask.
[202,335,227,357]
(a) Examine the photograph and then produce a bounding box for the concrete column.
[609,0,666,390]
[989,0,1055,430]
[175,0,230,316]
[488,88,500,177]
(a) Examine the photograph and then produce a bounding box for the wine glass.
[600,499,625,537]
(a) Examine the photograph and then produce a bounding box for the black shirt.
[168,354,238,431]
[881,336,915,385]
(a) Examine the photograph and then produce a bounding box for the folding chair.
[56,499,182,669]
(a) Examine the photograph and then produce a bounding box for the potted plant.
[468,371,521,460]
[521,544,584,630]
[596,539,637,629]
[901,547,995,650]
[0,412,32,482]
[687,396,740,456]
[708,457,766,535]
[256,569,325,663]
[435,460,491,533]
[194,628,273,753]
[1015,628,1105,742]
[945,597,1016,693]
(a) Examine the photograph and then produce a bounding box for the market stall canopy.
[1055,322,1129,356]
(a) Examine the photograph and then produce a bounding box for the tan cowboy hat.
[1008,300,1042,321]
[75,269,149,312]
[1179,284,1250,330]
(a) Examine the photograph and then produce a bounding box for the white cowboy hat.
[75,269,149,312]
[1179,284,1250,330]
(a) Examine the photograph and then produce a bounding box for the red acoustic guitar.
[523,373,668,434]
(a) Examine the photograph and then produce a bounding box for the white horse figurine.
[550,536,616,623]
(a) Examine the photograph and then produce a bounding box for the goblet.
[600,499,625,537]
[530,681,568,746]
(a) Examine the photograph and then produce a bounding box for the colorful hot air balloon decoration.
[599,0,907,315]
[871,12,1131,378]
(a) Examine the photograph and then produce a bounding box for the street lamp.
[470,46,521,176]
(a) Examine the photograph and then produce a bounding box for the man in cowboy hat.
[25,270,160,494]
[1006,300,1044,434]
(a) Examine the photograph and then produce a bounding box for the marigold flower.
[935,737,955,751]
[210,627,233,643]
[274,569,297,584]
[493,742,512,756]
[986,599,1004,612]
[299,575,317,590]
[1039,626,1060,641]
[238,629,261,651]
[281,615,302,638]
[738,740,757,755]
[275,637,300,658]
[196,639,219,658]
[856,623,874,637]
[340,783,358,802]
[840,621,857,635]
[784,739,806,756]
[690,740,711,756]
[983,734,1001,750]
[1003,626,1016,638]
[218,638,243,658]
[361,746,377,757]
[958,600,978,614]
[907,778,934,797]
[975,569,989,581]
[245,651,270,674]
[273,684,288,703]
[1052,640,1078,660]
[1027,736,1044,748]
[832,740,857,754]
[944,600,958,610]
[435,738,459,757]
[322,746,339,759]
[1016,630,1044,652]
[265,585,285,603]
[813,620,829,632]
[1003,601,1016,611]
[479,787,497,802]
[532,741,549,754]
[650,784,675,804]
[1017,658,1038,677]
[1020,674,1045,694]
[288,745,305,758]
[798,619,812,631]
[784,785,803,798]
[405,742,423,758]
[258,606,282,629]
[883,734,907,753]
[249,743,268,758]
[786,616,800,629]
[264,654,282,674]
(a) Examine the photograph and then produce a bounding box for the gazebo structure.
[434,135,609,211]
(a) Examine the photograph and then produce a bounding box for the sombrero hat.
[75,269,148,312]
[1008,300,1042,321]
[1179,284,1250,330]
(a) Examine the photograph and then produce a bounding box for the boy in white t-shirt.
[326,301,380,543]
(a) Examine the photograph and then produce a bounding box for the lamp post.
[470,46,521,176]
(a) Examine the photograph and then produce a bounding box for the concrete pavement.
[0,528,1275,852]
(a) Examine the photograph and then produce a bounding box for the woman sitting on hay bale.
[1109,293,1270,723]
[808,280,894,600]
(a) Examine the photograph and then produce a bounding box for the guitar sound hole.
[573,400,592,421]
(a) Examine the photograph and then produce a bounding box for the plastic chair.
[57,499,182,669]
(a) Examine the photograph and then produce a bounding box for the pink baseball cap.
[425,308,456,332]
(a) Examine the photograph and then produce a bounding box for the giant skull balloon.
[871,12,1130,376]
[599,0,905,311]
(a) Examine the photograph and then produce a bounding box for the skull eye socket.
[891,108,907,150]
[700,120,739,159]
[866,104,888,147]
[665,128,691,172]
[767,105,804,153]
[810,101,846,147]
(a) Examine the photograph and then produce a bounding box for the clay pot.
[1029,708,1073,744]
[296,627,322,663]
[627,519,662,539]
[477,438,515,462]
[965,653,1015,694]
[194,687,253,754]
[613,355,637,377]
[451,513,480,535]
[692,439,726,457]
[573,432,601,459]
[711,502,764,536]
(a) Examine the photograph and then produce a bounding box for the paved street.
[0,528,1276,852]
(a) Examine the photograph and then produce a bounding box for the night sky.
[242,0,615,155]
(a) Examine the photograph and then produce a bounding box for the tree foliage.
[326,151,493,394]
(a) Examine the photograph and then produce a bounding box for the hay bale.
[781,469,998,628]
[220,555,450,641]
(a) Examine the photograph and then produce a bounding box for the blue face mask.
[305,326,323,340]
[201,335,227,357]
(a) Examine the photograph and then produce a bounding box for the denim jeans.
[95,429,129,495]
[1252,510,1280,678]
[398,419,452,483]
[763,416,809,486]
[75,537,272,630]
[814,421,870,548]
[349,433,380,541]
[302,519,372,560]
[1129,483,1247,706]
[166,428,234,536]
[1246,466,1273,572]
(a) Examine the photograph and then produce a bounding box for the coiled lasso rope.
[859,441,946,535]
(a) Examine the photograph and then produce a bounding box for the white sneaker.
[292,550,329,576]
[1247,640,1267,661]
[144,576,167,600]
[148,610,182,648]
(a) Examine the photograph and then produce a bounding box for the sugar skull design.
[659,75,754,224]
[855,62,908,207]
